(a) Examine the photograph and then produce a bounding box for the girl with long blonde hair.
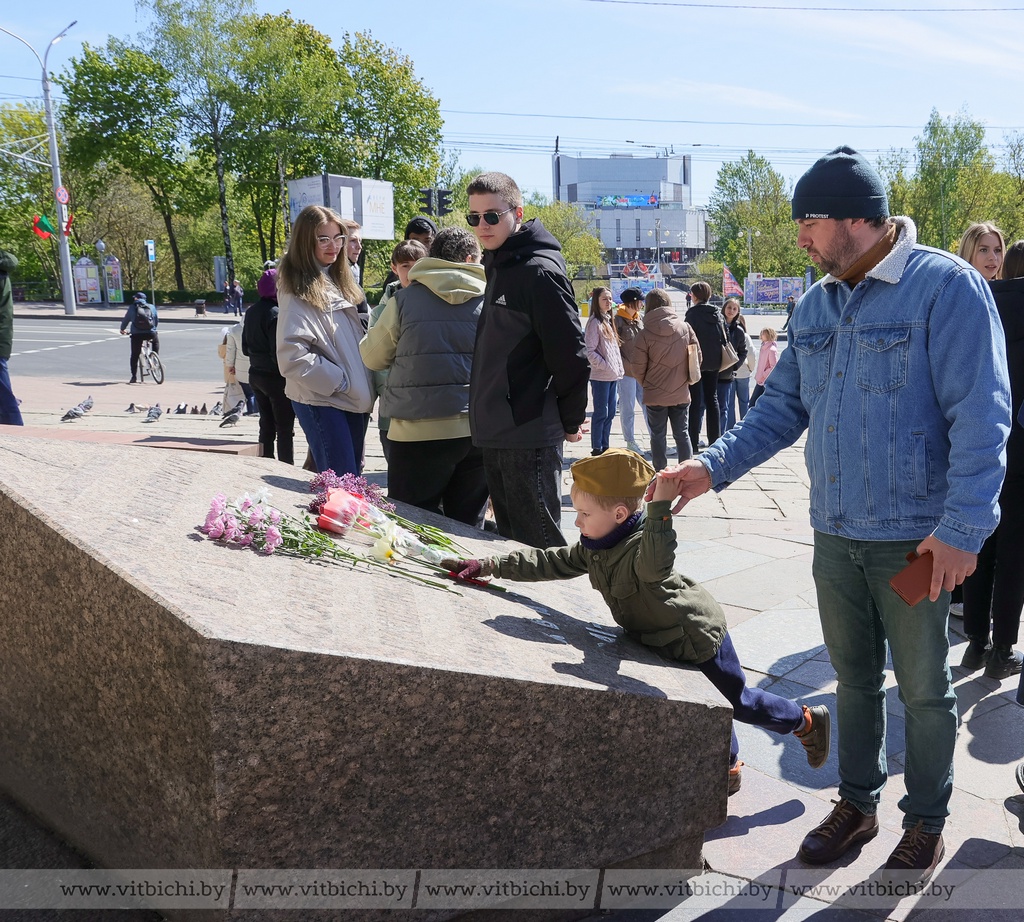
[276,205,373,476]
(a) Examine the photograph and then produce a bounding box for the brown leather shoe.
[882,822,945,886]
[798,799,879,865]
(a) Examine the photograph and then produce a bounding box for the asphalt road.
[10,318,230,384]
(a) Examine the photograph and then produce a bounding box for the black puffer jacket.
[989,277,1024,476]
[242,296,282,375]
[470,219,590,449]
[684,301,726,372]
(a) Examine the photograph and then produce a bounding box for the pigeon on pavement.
[144,404,162,423]
[209,402,222,416]
[219,409,242,428]
[125,403,137,413]
[200,403,208,414]
[190,405,199,414]
[61,405,85,422]
[174,403,188,414]
[80,395,94,412]
[225,399,245,417]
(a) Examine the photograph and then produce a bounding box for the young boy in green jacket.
[443,448,830,794]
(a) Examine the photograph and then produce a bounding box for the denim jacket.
[700,217,1011,553]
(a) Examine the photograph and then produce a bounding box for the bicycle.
[138,338,165,384]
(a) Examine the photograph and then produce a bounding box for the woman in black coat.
[961,240,1024,679]
[685,281,725,451]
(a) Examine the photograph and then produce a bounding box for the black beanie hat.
[792,146,889,221]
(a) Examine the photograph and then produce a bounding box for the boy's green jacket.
[491,500,727,664]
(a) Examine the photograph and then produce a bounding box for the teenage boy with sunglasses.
[465,172,590,548]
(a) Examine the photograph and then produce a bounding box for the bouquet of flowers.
[199,488,457,592]
[307,470,467,561]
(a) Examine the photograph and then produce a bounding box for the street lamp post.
[0,21,78,316]
[95,239,106,304]
[738,227,761,277]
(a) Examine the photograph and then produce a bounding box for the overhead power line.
[579,1,1024,11]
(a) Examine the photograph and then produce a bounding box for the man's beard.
[817,222,860,277]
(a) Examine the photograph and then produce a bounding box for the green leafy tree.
[0,103,59,288]
[140,0,252,286]
[334,32,443,279]
[707,151,805,284]
[522,198,604,281]
[58,40,214,289]
[908,108,1000,251]
[226,12,351,263]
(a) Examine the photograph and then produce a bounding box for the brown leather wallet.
[889,551,933,607]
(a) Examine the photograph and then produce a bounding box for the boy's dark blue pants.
[697,632,805,767]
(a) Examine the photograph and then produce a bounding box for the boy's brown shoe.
[794,704,831,769]
[798,799,878,865]
[728,761,743,797]
[882,822,944,886]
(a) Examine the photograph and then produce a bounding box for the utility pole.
[1,22,78,315]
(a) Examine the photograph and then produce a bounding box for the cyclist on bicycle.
[120,292,160,384]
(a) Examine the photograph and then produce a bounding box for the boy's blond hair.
[570,484,643,515]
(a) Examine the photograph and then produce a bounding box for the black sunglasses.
[465,207,515,227]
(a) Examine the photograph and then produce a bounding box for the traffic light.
[436,189,453,217]
[418,188,434,216]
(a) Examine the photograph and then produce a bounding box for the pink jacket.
[754,341,778,386]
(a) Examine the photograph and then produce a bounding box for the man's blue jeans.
[812,532,957,833]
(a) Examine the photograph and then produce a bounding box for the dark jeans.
[388,436,489,528]
[291,401,368,477]
[239,381,258,415]
[717,377,735,434]
[647,403,692,470]
[697,633,805,768]
[129,332,159,378]
[688,369,721,450]
[482,444,566,548]
[962,473,1024,647]
[0,357,23,425]
[248,369,295,464]
[749,383,766,408]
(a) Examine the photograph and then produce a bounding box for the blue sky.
[3,1,1021,206]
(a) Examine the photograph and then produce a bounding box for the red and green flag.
[32,214,57,239]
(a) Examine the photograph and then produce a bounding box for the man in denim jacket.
[658,147,1011,886]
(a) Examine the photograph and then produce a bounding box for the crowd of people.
[6,153,1022,880]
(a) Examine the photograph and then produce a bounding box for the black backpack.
[134,303,154,331]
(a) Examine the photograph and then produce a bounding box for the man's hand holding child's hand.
[645,462,713,512]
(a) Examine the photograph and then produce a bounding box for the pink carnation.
[209,493,227,516]
[222,515,241,542]
[205,515,226,539]
[263,525,283,554]
[267,508,282,525]
[237,533,253,547]
[248,506,265,527]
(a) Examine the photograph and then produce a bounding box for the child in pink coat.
[749,326,778,408]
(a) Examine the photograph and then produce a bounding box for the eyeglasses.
[465,207,515,227]
[316,234,346,248]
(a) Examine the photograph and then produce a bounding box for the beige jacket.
[631,306,700,407]
[277,288,373,413]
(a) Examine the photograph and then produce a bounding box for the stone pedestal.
[0,436,731,921]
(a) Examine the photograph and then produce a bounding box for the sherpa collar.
[821,216,917,288]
